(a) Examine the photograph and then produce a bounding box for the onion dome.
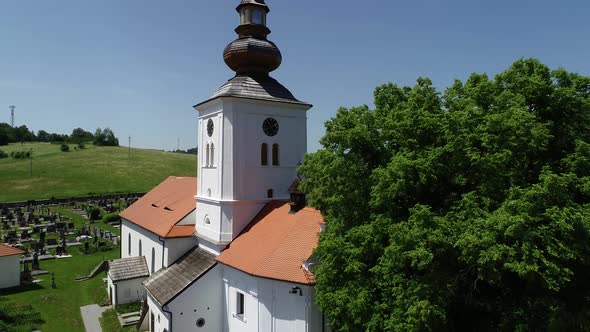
[196,1,311,108]
[223,0,282,75]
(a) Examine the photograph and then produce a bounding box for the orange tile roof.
[0,243,25,257]
[217,201,324,285]
[120,176,196,238]
[166,225,196,238]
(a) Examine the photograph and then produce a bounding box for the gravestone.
[32,252,39,270]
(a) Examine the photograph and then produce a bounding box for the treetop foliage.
[93,127,119,146]
[299,59,590,331]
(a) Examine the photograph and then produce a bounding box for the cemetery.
[0,194,142,332]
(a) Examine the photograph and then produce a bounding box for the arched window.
[205,143,210,167]
[151,248,155,273]
[261,143,268,166]
[205,216,211,225]
[272,144,279,166]
[128,233,131,256]
[210,143,215,166]
[139,239,142,257]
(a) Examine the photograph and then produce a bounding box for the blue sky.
[1,0,589,152]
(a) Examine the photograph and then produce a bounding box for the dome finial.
[223,0,282,75]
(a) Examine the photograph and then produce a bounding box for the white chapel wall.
[168,264,223,332]
[121,219,164,273]
[222,265,323,332]
[164,237,198,267]
[147,293,171,332]
[0,255,21,289]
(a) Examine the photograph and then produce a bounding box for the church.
[107,1,328,331]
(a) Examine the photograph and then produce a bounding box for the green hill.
[0,142,197,202]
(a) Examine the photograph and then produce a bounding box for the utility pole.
[9,106,15,127]
[177,137,180,152]
[29,149,33,177]
[128,136,131,160]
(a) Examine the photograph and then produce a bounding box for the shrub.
[0,150,7,159]
[102,213,121,224]
[88,206,101,220]
[10,150,31,159]
[60,144,69,152]
[78,142,86,149]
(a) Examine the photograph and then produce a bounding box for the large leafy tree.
[93,127,119,146]
[299,59,590,331]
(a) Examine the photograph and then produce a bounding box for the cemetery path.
[80,304,111,332]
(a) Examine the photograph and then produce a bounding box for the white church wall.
[168,264,223,332]
[0,255,21,289]
[147,293,171,332]
[229,99,308,202]
[164,237,197,267]
[195,98,308,245]
[121,220,164,273]
[177,209,196,226]
[113,277,146,305]
[222,265,322,332]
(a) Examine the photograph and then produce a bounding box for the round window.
[197,318,206,327]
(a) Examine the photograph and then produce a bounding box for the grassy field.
[0,249,120,332]
[0,142,196,202]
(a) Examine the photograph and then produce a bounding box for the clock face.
[207,119,214,137]
[263,118,279,137]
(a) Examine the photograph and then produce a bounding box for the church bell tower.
[194,0,312,254]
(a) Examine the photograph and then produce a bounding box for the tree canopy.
[70,128,94,143]
[93,127,119,146]
[299,59,590,331]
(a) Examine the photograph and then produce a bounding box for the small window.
[128,234,131,255]
[244,8,251,24]
[267,189,274,199]
[261,143,268,166]
[272,144,279,166]
[205,143,210,167]
[150,312,155,332]
[151,248,155,273]
[205,216,211,225]
[252,9,263,25]
[236,291,245,318]
[139,239,142,257]
[210,143,215,166]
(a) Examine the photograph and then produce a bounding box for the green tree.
[36,130,50,142]
[14,125,36,142]
[299,59,590,331]
[70,127,94,143]
[93,127,119,146]
[0,123,15,145]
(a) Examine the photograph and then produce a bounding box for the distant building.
[0,243,24,289]
[112,1,329,331]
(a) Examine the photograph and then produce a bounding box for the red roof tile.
[217,201,324,285]
[120,176,196,238]
[0,243,25,257]
[166,225,196,238]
